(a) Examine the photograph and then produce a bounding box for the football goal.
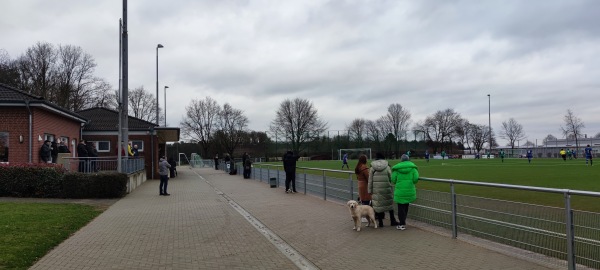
[338,148,372,160]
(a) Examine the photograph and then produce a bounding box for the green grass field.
[257,158,600,211]
[0,203,101,270]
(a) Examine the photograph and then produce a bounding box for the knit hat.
[401,154,409,161]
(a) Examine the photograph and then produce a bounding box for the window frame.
[94,141,111,153]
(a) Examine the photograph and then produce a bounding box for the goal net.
[338,148,372,160]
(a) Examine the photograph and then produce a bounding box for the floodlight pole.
[488,94,491,157]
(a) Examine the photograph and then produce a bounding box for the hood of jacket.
[160,158,166,162]
[371,159,389,172]
[392,161,418,174]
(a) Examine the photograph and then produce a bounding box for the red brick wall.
[0,106,81,163]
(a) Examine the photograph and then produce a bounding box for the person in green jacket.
[499,149,505,163]
[391,154,419,231]
[368,152,398,227]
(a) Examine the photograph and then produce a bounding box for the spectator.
[214,154,219,170]
[283,151,299,193]
[391,154,419,231]
[77,139,88,172]
[51,140,58,163]
[368,152,398,227]
[159,156,171,196]
[58,139,70,153]
[132,144,139,158]
[40,140,52,163]
[355,154,371,206]
[168,157,177,178]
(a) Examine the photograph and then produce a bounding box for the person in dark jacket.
[50,140,58,163]
[168,157,177,178]
[224,154,231,173]
[58,140,70,153]
[214,154,219,170]
[40,140,52,163]
[86,141,98,172]
[159,156,172,196]
[77,140,88,172]
[283,151,299,193]
[243,158,252,179]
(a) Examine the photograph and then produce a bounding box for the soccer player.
[560,149,567,161]
[585,145,593,166]
[341,152,349,169]
[567,149,572,160]
[499,149,505,163]
[424,150,430,163]
[526,149,533,164]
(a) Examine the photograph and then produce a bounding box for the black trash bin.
[269,177,277,188]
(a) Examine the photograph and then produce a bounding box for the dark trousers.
[78,160,88,172]
[243,167,251,178]
[159,175,169,194]
[285,169,296,192]
[397,203,410,226]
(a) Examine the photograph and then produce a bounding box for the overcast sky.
[2,0,599,146]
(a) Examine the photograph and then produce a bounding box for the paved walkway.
[30,167,559,269]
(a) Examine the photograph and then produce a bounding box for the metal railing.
[249,164,600,270]
[62,157,145,174]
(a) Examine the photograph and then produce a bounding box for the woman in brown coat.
[355,154,372,205]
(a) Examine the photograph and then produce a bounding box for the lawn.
[0,202,102,270]
[256,157,600,211]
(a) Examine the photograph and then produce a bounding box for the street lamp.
[163,86,169,126]
[488,94,491,157]
[156,44,164,126]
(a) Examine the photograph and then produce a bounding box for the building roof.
[0,82,87,123]
[77,107,159,131]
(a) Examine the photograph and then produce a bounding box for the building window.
[60,136,69,144]
[95,141,110,153]
[131,140,144,152]
[0,132,8,162]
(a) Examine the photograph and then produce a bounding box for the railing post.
[451,183,458,239]
[349,172,353,200]
[565,191,576,270]
[322,170,326,200]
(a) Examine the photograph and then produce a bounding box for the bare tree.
[523,140,535,147]
[560,109,585,150]
[381,104,411,152]
[500,118,526,149]
[0,49,20,86]
[416,108,462,153]
[347,118,367,145]
[467,123,488,154]
[594,133,600,139]
[270,98,328,154]
[180,97,221,157]
[91,82,118,110]
[17,42,57,98]
[543,134,558,145]
[215,103,249,156]
[54,44,98,111]
[128,86,162,123]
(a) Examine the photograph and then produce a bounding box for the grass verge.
[0,202,102,270]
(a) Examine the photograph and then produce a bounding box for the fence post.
[565,191,576,270]
[451,182,458,239]
[349,172,353,200]
[304,168,307,195]
[322,170,326,200]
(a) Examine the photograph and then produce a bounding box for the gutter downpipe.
[25,100,32,163]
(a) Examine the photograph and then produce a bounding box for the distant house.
[0,83,87,164]
[77,107,180,179]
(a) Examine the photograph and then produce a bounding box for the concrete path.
[30,167,558,269]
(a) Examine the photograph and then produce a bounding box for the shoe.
[291,190,297,193]
[396,225,406,231]
[164,193,170,196]
[159,193,164,196]
[286,189,290,193]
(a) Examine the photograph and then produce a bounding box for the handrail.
[420,177,600,198]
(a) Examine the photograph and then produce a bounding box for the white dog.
[346,200,377,231]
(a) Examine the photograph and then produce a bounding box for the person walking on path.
[341,152,349,169]
[391,154,419,231]
[283,150,299,193]
[168,157,177,178]
[368,152,398,227]
[40,140,52,163]
[214,154,219,170]
[355,154,371,206]
[159,156,172,196]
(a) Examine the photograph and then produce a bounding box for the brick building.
[78,107,180,179]
[0,83,86,164]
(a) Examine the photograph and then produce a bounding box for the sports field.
[259,158,599,212]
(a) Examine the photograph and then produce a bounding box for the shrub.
[0,163,66,197]
[63,172,127,198]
